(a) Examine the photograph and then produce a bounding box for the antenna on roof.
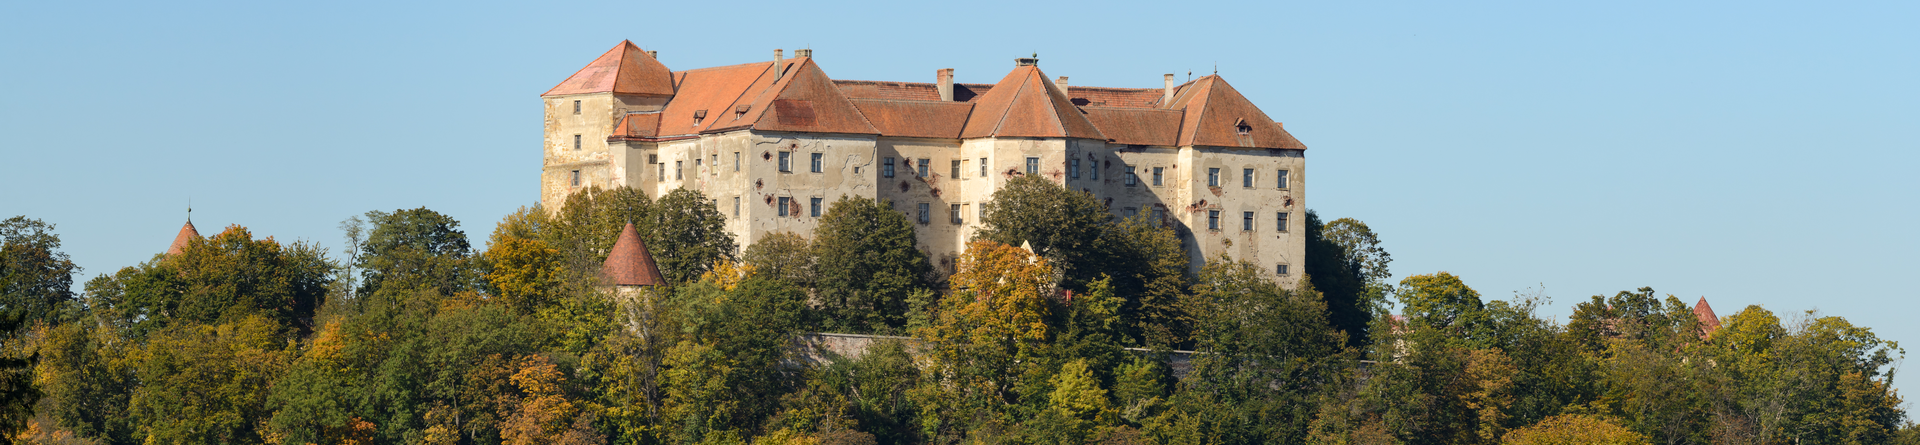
[1187,70,1192,82]
[1213,63,1217,75]
[187,197,192,223]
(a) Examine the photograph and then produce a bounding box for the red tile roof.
[1693,297,1722,338]
[1067,86,1164,108]
[166,221,199,255]
[850,99,974,139]
[601,223,664,286]
[655,61,781,137]
[960,66,1105,140]
[544,40,675,97]
[1168,75,1305,149]
[1083,106,1182,146]
[835,80,993,102]
[735,58,879,135]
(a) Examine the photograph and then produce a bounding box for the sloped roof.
[1083,106,1182,146]
[655,61,782,137]
[611,112,661,138]
[544,40,675,97]
[601,223,664,286]
[960,66,1106,140]
[835,80,993,102]
[850,99,974,139]
[166,221,199,255]
[1067,86,1164,108]
[1694,297,1722,338]
[735,58,879,135]
[1168,75,1305,149]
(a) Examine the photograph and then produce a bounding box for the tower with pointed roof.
[166,220,200,256]
[546,44,1311,282]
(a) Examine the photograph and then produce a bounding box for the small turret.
[601,223,664,287]
[166,220,200,255]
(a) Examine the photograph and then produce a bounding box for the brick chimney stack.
[1015,57,1038,67]
[774,49,784,81]
[649,50,658,59]
[937,68,955,101]
[1056,76,1069,92]
[795,48,811,58]
[1163,74,1176,107]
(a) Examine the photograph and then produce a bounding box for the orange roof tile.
[736,58,879,135]
[1693,297,1722,338]
[1168,75,1305,149]
[166,220,199,255]
[851,99,974,138]
[1067,86,1164,108]
[544,41,675,97]
[1083,107,1182,146]
[835,80,994,102]
[655,61,780,137]
[610,112,661,139]
[961,66,1105,140]
[601,223,664,286]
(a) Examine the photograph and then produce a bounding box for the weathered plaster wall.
[542,93,668,210]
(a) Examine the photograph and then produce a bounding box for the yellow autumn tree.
[914,240,1056,437]
[1501,413,1649,445]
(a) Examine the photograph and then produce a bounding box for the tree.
[548,186,652,274]
[1309,214,1391,347]
[1395,272,1485,335]
[357,207,474,296]
[484,206,566,314]
[0,216,78,441]
[914,240,1056,441]
[744,232,816,291]
[1090,213,1190,347]
[976,174,1110,288]
[812,197,930,332]
[1501,414,1649,445]
[1170,256,1346,444]
[649,188,735,286]
[129,315,298,444]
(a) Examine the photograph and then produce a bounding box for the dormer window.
[735,104,751,120]
[693,109,708,125]
[1234,118,1252,135]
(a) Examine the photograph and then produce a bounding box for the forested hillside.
[0,176,1910,444]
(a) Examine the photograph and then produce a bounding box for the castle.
[541,41,1308,281]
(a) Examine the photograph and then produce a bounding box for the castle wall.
[542,93,668,210]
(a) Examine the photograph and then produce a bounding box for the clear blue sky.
[3,0,1915,394]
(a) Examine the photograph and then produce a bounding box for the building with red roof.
[543,42,1309,279]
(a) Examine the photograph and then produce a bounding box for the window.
[1124,165,1137,186]
[883,157,895,178]
[778,197,791,217]
[1152,167,1164,186]
[810,153,823,173]
[1277,169,1289,189]
[570,170,580,186]
[1090,160,1098,180]
[1151,207,1166,225]
[734,152,741,172]
[711,154,718,173]
[1243,168,1254,187]
[1207,210,1220,230]
[695,158,701,167]
[1026,157,1039,175]
[917,159,929,178]
[979,157,988,177]
[732,197,740,217]
[810,198,823,217]
[1277,212,1290,232]
[1242,211,1254,231]
[572,100,581,114]
[1070,159,1081,179]
[658,163,664,179]
[978,204,985,220]
[779,152,792,172]
[950,204,963,224]
[573,134,582,150]
[1208,168,1220,187]
[1122,207,1138,218]
[1277,264,1290,275]
[648,154,658,164]
[917,203,930,224]
[675,161,683,180]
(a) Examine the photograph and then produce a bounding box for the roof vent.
[648,50,659,59]
[1015,57,1038,67]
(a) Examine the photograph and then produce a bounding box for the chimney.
[795,48,812,58]
[1162,74,1176,107]
[773,49,784,81]
[648,50,658,59]
[1056,76,1069,93]
[1015,57,1038,67]
[937,68,955,101]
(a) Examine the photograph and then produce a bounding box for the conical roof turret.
[601,223,664,286]
[166,220,200,255]
[1693,297,1722,338]
[543,40,675,97]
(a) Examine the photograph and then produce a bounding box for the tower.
[541,41,676,209]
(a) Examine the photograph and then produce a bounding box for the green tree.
[1309,214,1391,347]
[976,174,1109,287]
[0,216,78,441]
[548,186,653,274]
[1395,272,1486,336]
[1090,213,1190,347]
[1501,414,1649,445]
[743,232,816,291]
[812,197,929,332]
[649,188,736,286]
[913,240,1057,441]
[130,315,298,444]
[1168,256,1347,444]
[357,207,475,296]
